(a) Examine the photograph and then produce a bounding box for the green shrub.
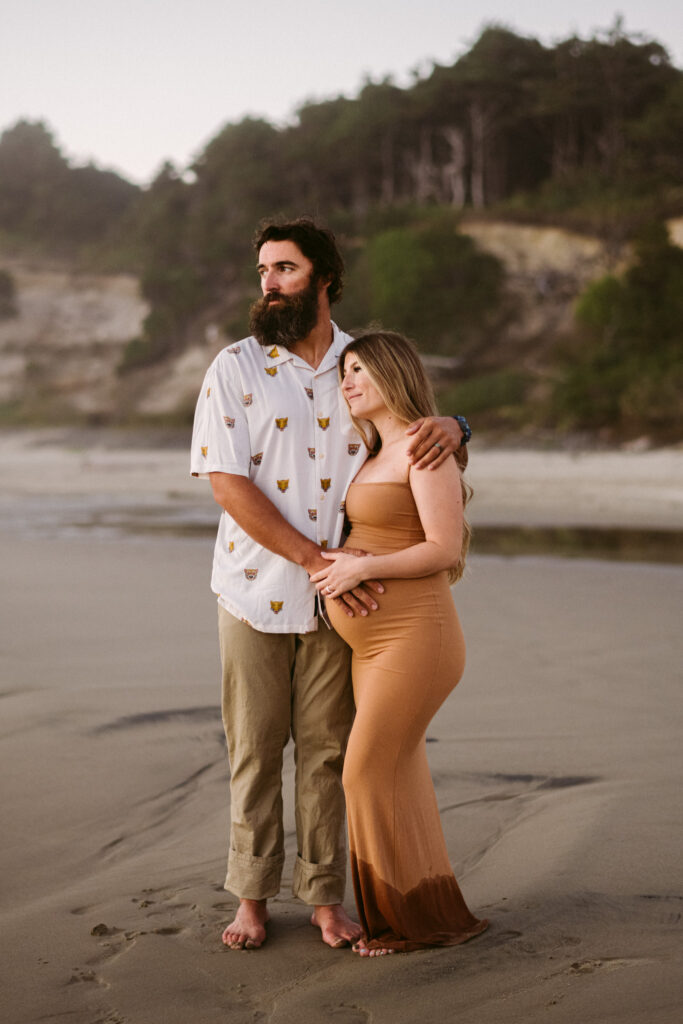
[552,221,683,436]
[438,370,531,416]
[338,210,507,355]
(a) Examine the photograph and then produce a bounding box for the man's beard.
[249,276,321,348]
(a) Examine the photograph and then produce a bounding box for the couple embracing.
[191,217,487,956]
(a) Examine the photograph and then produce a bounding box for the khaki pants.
[218,605,354,904]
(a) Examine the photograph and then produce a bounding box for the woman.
[311,330,488,957]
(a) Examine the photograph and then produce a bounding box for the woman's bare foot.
[310,904,362,948]
[222,898,269,949]
[352,940,395,958]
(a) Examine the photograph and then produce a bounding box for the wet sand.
[1,431,682,1023]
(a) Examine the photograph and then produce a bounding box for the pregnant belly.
[326,571,457,657]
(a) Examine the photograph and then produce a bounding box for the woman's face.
[341,352,385,420]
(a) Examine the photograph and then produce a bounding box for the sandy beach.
[1,430,682,1024]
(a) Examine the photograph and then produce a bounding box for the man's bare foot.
[222,898,269,949]
[310,904,362,948]
[352,940,395,958]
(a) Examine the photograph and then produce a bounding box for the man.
[191,218,468,950]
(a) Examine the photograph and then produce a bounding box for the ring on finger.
[432,442,443,451]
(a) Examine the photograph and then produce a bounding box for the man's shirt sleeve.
[190,352,251,478]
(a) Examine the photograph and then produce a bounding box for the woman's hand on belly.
[312,550,375,600]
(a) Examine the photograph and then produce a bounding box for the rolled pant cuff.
[225,848,284,901]
[292,854,346,906]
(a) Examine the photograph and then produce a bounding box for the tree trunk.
[351,171,369,219]
[552,117,580,181]
[440,126,466,207]
[380,132,395,205]
[406,125,437,204]
[470,101,487,209]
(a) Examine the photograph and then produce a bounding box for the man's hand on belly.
[304,547,384,618]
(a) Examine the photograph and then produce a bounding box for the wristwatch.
[452,415,472,448]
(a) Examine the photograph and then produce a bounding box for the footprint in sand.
[491,928,523,943]
[569,957,641,974]
[324,1005,370,1023]
[67,967,109,988]
[212,900,235,911]
[90,923,116,937]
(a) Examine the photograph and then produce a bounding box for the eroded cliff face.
[0,259,229,423]
[0,262,149,419]
[1,217,681,423]
[460,221,630,347]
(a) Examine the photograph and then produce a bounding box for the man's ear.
[316,274,332,301]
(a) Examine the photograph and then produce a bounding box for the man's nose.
[262,269,280,292]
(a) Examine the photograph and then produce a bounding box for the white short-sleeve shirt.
[190,323,366,633]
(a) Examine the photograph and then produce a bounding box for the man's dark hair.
[253,217,345,304]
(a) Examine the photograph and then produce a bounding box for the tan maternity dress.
[327,482,488,951]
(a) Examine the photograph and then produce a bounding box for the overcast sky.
[2,1,680,185]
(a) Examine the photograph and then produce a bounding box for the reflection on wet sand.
[1,494,682,563]
[471,524,683,564]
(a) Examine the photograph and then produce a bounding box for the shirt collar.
[316,322,349,375]
[257,321,349,375]
[259,341,291,366]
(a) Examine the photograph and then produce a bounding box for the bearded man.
[191,218,469,950]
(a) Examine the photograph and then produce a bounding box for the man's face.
[257,239,315,298]
[249,239,325,347]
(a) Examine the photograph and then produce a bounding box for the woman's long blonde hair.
[339,329,471,582]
